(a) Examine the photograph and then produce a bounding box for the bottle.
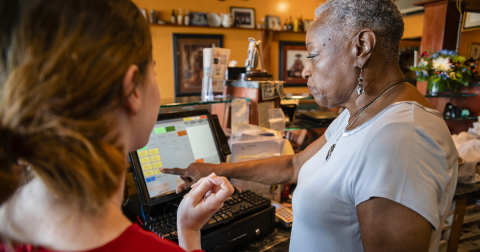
[149,10,157,25]
[184,9,190,26]
[298,15,304,32]
[283,19,288,30]
[261,18,266,29]
[293,17,298,32]
[177,8,183,25]
[170,9,176,25]
[287,16,293,31]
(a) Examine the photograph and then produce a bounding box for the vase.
[426,78,450,96]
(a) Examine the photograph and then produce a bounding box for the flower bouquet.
[410,50,471,95]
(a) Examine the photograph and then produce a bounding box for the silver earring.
[357,67,364,95]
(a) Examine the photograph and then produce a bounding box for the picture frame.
[266,15,281,30]
[279,41,308,87]
[467,42,480,81]
[463,12,480,32]
[173,34,223,96]
[467,42,480,61]
[230,7,255,29]
[304,19,313,32]
[190,12,208,26]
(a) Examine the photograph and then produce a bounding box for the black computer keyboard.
[143,190,271,239]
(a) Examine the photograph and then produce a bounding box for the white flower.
[432,57,452,72]
[419,59,428,67]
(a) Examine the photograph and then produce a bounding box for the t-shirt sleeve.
[352,121,453,230]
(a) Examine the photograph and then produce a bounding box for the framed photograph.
[304,19,313,31]
[279,41,308,87]
[463,12,480,32]
[190,12,208,26]
[173,34,223,96]
[231,7,255,29]
[266,15,281,30]
[467,42,480,60]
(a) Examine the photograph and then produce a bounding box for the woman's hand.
[160,163,217,193]
[176,172,234,251]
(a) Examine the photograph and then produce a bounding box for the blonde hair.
[0,0,152,212]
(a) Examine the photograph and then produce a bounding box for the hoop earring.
[357,66,364,95]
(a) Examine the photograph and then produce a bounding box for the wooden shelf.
[425,93,477,98]
[445,117,479,121]
[150,23,307,34]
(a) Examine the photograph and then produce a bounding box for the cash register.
[123,109,275,252]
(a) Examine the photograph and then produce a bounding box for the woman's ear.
[122,64,141,116]
[352,28,376,67]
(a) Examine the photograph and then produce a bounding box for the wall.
[132,0,324,99]
[458,29,480,58]
[132,0,426,99]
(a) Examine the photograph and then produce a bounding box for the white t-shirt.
[290,101,458,251]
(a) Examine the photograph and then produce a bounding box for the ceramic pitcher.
[221,13,234,28]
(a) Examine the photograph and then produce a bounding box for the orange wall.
[132,0,324,99]
[131,0,427,98]
[458,29,480,58]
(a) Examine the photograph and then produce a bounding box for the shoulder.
[89,224,185,252]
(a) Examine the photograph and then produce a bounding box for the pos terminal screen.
[136,115,221,200]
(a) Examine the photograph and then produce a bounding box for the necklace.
[325,81,404,161]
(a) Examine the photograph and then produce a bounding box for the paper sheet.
[257,101,274,129]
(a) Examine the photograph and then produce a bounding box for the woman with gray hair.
[162,0,458,251]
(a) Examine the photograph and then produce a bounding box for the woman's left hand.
[176,172,234,251]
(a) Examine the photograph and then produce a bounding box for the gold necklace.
[325,81,404,161]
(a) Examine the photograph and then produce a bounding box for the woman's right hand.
[176,172,234,251]
[160,162,217,193]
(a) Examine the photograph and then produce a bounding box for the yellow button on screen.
[144,170,154,177]
[142,163,152,171]
[138,150,149,157]
[150,155,161,162]
[154,169,162,175]
[153,161,163,169]
[140,157,151,164]
[148,148,159,155]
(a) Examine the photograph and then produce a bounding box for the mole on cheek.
[323,44,326,46]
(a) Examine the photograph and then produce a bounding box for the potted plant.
[410,50,471,95]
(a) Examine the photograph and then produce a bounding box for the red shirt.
[1,224,204,252]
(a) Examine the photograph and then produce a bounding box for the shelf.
[285,119,330,131]
[159,96,249,108]
[445,117,479,121]
[425,93,477,98]
[150,23,307,34]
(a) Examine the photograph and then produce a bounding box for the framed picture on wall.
[463,12,480,32]
[231,7,255,29]
[173,34,223,97]
[279,41,308,87]
[266,15,281,30]
[467,42,480,60]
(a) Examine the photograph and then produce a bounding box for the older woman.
[0,0,233,251]
[162,0,458,251]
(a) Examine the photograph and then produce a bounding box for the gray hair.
[315,0,404,62]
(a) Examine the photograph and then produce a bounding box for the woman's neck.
[0,177,131,251]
